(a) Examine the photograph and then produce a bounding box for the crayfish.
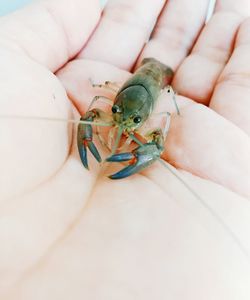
[77,58,179,179]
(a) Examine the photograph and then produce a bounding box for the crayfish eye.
[112,105,119,114]
[133,116,141,124]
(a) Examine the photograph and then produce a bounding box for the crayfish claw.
[106,152,134,162]
[77,114,102,170]
[109,164,140,180]
[78,142,89,169]
[108,143,161,179]
[78,139,102,170]
[87,141,102,163]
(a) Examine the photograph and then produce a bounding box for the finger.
[215,0,250,17]
[0,0,100,72]
[160,97,250,198]
[172,12,242,104]
[79,0,166,70]
[138,0,211,70]
[209,18,250,135]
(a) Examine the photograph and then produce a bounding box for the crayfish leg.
[90,79,121,94]
[165,85,180,115]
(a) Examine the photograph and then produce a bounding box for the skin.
[0,0,250,299]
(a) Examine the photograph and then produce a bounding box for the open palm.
[0,0,250,299]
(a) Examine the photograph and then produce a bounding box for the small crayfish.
[77,58,180,179]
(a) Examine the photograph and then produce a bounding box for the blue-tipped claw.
[109,164,140,179]
[106,152,134,162]
[77,114,102,169]
[88,141,102,163]
[107,143,161,179]
[78,141,102,170]
[78,142,89,169]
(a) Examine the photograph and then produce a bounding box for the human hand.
[0,0,250,299]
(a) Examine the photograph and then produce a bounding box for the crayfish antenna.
[158,159,250,260]
[0,115,112,127]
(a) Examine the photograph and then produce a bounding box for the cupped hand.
[0,0,250,299]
